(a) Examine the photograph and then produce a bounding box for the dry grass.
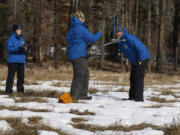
[1,63,179,86]
[70,109,95,116]
[115,88,128,92]
[161,90,177,96]
[0,117,67,135]
[72,121,180,135]
[71,117,88,123]
[0,65,8,81]
[72,123,161,132]
[28,117,42,125]
[25,63,73,81]
[145,73,180,85]
[14,97,47,103]
[24,80,39,85]
[164,119,180,135]
[88,88,99,94]
[148,96,178,103]
[143,104,174,108]
[143,105,163,108]
[9,90,62,98]
[0,105,50,112]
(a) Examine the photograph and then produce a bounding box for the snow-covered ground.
[0,75,180,135]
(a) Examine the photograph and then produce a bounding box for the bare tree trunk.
[53,0,57,69]
[129,0,133,33]
[37,0,42,66]
[173,0,178,71]
[135,0,139,36]
[147,0,152,72]
[101,21,105,68]
[14,0,17,22]
[125,0,129,30]
[32,0,37,62]
[156,0,165,72]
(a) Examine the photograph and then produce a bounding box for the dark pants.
[6,63,25,93]
[70,57,89,99]
[129,60,148,101]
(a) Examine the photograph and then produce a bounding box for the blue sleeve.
[7,38,19,54]
[81,27,102,43]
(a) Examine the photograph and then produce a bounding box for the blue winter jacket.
[67,17,102,60]
[117,28,150,64]
[7,33,26,63]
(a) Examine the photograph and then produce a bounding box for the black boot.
[122,98,133,101]
[134,99,144,102]
[78,96,92,100]
[4,90,13,95]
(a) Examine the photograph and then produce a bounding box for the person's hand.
[136,60,142,66]
[19,46,25,53]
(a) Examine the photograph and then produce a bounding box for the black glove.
[87,43,92,48]
[19,47,25,53]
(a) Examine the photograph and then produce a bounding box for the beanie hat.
[73,11,85,20]
[12,24,21,32]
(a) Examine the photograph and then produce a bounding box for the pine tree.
[0,1,8,62]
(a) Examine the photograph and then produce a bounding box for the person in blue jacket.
[116,27,150,102]
[67,11,102,100]
[5,24,27,94]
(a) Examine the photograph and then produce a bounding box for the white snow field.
[0,73,180,135]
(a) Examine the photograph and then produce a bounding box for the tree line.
[0,0,179,72]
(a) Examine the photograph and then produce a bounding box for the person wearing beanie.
[5,24,27,94]
[116,27,150,102]
[67,11,102,100]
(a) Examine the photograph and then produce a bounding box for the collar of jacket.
[12,32,22,39]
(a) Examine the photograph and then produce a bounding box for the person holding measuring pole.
[67,11,102,100]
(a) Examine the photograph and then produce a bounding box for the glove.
[87,43,92,48]
[19,47,25,53]
[136,60,142,66]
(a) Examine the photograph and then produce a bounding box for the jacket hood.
[121,28,128,39]
[70,17,84,28]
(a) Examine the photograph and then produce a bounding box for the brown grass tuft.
[164,119,180,135]
[0,117,67,135]
[9,90,62,98]
[88,88,99,94]
[72,123,161,132]
[70,109,95,116]
[71,117,88,123]
[28,117,42,125]
[148,96,178,103]
[0,105,50,112]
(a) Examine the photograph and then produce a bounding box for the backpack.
[58,93,73,104]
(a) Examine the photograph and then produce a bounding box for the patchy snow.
[0,120,12,131]
[38,130,59,135]
[0,78,180,135]
[95,128,164,135]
